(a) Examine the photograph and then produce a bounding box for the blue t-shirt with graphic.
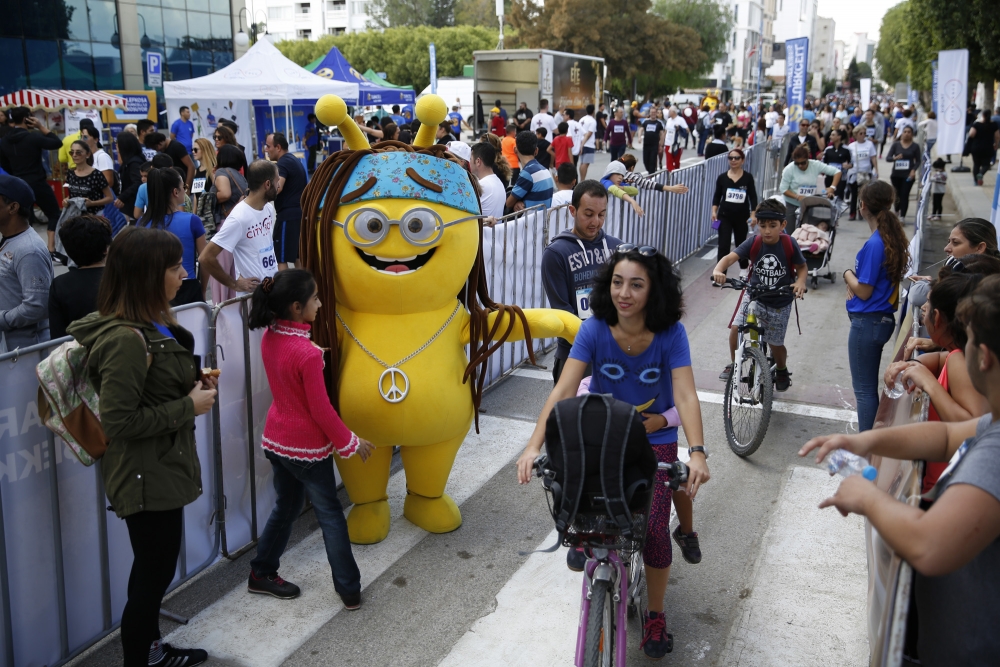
[569,317,692,445]
[848,229,899,314]
[448,111,463,134]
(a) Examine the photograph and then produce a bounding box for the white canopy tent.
[164,39,358,158]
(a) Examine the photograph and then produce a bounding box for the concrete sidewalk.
[946,156,996,222]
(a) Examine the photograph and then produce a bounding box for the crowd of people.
[1,88,998,666]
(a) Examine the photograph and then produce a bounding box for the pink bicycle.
[533,456,688,667]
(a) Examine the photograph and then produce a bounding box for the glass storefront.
[0,0,234,96]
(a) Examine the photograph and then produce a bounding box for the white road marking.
[509,369,857,423]
[162,416,536,667]
[717,466,868,665]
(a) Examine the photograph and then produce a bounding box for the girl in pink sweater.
[247,269,374,609]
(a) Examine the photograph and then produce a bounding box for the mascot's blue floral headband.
[327,152,480,216]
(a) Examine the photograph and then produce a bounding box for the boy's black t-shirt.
[734,234,806,308]
[535,138,552,168]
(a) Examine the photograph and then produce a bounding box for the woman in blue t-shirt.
[517,247,710,659]
[138,167,207,306]
[843,180,910,431]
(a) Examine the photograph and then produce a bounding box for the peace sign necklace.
[336,303,461,404]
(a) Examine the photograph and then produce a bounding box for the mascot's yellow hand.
[522,308,581,342]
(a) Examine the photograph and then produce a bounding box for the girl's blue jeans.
[848,311,896,431]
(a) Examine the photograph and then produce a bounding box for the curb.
[945,167,996,221]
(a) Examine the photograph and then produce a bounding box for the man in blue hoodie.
[541,179,623,382]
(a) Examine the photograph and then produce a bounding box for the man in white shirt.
[199,159,279,293]
[470,142,506,220]
[578,104,598,179]
[565,108,583,169]
[530,99,557,142]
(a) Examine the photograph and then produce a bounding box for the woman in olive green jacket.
[68,227,217,667]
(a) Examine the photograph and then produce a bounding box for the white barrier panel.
[0,302,218,667]
[482,207,548,386]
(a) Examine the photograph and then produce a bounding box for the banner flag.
[784,37,809,123]
[937,49,968,156]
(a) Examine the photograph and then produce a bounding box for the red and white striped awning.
[0,90,127,111]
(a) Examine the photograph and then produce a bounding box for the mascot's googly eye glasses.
[334,207,484,248]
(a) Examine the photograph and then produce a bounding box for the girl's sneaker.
[672,526,702,564]
[640,611,673,659]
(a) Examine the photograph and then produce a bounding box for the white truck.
[472,49,604,135]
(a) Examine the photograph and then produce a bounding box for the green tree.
[367,0,456,28]
[651,0,733,75]
[509,0,704,82]
[276,26,497,92]
[846,58,873,90]
[875,3,909,87]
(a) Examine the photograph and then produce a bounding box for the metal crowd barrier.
[0,303,218,667]
[866,311,928,667]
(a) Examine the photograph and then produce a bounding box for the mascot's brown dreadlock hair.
[300,137,535,432]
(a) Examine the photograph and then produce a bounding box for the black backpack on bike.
[542,394,657,543]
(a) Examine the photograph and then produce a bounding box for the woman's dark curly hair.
[589,250,684,331]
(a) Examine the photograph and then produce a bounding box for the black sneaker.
[640,611,673,659]
[340,592,361,610]
[151,643,207,666]
[248,571,301,599]
[672,526,702,564]
[719,363,733,382]
[566,546,586,572]
[774,367,791,392]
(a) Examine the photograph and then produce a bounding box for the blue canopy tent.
[309,47,415,107]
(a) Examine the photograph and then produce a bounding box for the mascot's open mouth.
[357,247,436,275]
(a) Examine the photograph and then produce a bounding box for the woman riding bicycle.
[517,246,710,660]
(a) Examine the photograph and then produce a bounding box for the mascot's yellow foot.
[403,492,462,533]
[347,500,391,544]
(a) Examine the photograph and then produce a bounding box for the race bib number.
[725,188,746,204]
[866,127,876,137]
[576,287,593,320]
[614,125,624,133]
[259,244,277,272]
[828,163,843,171]
[666,127,676,144]
[797,185,816,196]
[191,177,206,194]
[894,160,910,171]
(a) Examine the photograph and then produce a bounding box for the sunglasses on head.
[617,244,657,257]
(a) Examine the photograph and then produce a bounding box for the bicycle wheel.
[723,345,773,457]
[626,548,645,620]
[584,578,614,667]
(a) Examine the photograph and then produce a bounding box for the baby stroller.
[794,195,841,288]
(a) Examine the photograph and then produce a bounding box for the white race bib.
[797,185,817,196]
[894,159,910,171]
[866,127,876,137]
[614,125,624,133]
[857,148,869,160]
[259,243,277,272]
[576,287,593,320]
[666,126,676,145]
[725,188,747,203]
[191,177,206,194]
[828,163,843,171]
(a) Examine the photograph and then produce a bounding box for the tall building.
[0,0,243,96]
[846,32,874,66]
[811,16,836,83]
[833,39,846,85]
[765,0,818,80]
[263,0,371,41]
[709,0,773,104]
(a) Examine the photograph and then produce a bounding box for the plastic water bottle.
[883,372,905,399]
[826,450,877,481]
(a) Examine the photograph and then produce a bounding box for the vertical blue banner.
[784,37,809,124]
[931,60,938,114]
[429,43,438,95]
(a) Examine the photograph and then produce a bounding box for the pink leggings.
[642,442,678,569]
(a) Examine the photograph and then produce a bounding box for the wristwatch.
[689,445,708,459]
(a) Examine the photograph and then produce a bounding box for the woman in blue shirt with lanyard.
[842,180,910,431]
[517,246,711,659]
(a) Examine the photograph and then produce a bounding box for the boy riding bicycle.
[713,198,807,391]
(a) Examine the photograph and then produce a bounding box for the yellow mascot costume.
[301,94,580,544]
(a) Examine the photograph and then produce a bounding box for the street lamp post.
[236,7,268,47]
